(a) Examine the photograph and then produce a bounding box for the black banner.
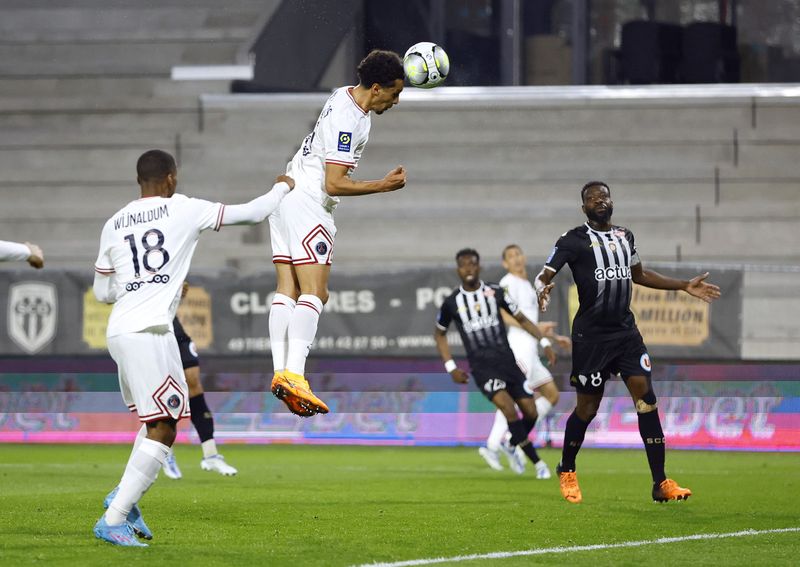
[0,265,742,359]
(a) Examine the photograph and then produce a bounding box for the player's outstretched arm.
[219,175,294,226]
[0,240,44,268]
[632,264,721,303]
[534,269,556,312]
[434,327,469,384]
[325,163,406,197]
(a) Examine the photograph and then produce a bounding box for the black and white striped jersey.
[436,281,519,362]
[544,222,641,343]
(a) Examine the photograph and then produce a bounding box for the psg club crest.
[315,241,328,256]
[8,281,58,354]
[154,376,187,420]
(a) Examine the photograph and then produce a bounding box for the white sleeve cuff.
[0,240,31,262]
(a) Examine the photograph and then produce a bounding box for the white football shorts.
[107,328,190,423]
[270,189,336,266]
[509,331,553,391]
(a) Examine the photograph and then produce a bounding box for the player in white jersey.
[91,149,293,547]
[478,245,570,479]
[0,240,44,268]
[268,50,406,417]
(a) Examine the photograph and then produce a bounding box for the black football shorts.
[569,330,651,394]
[470,356,532,401]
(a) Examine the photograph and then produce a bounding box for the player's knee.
[635,390,658,413]
[576,404,598,422]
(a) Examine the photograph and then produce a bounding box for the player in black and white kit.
[535,181,721,504]
[434,248,556,475]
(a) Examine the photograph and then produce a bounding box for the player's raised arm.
[631,264,721,303]
[219,175,295,226]
[324,163,406,197]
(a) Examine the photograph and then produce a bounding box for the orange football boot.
[271,370,329,417]
[556,464,582,504]
[652,479,692,502]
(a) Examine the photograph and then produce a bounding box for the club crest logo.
[167,394,181,409]
[640,353,652,372]
[8,281,57,354]
[315,241,328,256]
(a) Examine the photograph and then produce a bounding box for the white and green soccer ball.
[403,42,450,89]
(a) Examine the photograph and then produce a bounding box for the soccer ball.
[403,42,450,88]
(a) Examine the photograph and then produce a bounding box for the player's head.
[455,248,480,286]
[581,180,613,225]
[136,149,177,197]
[357,50,404,115]
[501,244,526,274]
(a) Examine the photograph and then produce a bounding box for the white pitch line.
[355,527,800,567]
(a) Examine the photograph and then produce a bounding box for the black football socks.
[637,409,667,484]
[189,393,215,443]
[559,410,590,472]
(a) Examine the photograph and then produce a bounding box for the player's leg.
[270,199,332,416]
[271,263,330,415]
[499,362,542,474]
[479,409,508,471]
[183,366,238,476]
[97,332,187,546]
[269,202,298,378]
[287,263,329,375]
[514,396,551,479]
[489,389,529,474]
[623,373,691,501]
[270,262,299,373]
[527,353,559,419]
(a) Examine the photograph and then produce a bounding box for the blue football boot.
[103,487,153,540]
[93,515,148,547]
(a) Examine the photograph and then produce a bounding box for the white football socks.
[105,437,169,525]
[486,409,509,452]
[285,294,324,376]
[124,424,147,469]
[269,293,295,372]
[535,397,553,420]
[201,439,218,459]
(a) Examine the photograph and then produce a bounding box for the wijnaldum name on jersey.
[113,205,169,230]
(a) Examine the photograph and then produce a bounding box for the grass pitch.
[0,444,798,566]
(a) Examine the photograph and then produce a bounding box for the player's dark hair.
[357,50,404,88]
[456,248,480,263]
[137,149,176,182]
[580,180,610,202]
[502,244,522,260]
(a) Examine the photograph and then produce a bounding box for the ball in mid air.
[403,42,450,88]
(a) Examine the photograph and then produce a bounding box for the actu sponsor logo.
[594,265,631,281]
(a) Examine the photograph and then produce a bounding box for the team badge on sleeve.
[546,247,558,264]
[338,132,352,152]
